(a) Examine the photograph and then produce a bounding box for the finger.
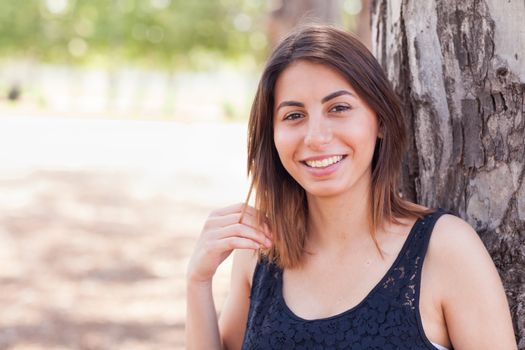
[235,205,270,229]
[210,202,261,218]
[239,203,250,224]
[242,212,272,237]
[216,223,272,248]
[216,236,261,251]
[208,212,264,232]
[205,212,273,243]
[207,204,272,239]
[237,211,272,238]
[246,217,272,239]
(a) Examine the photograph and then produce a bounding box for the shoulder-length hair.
[243,24,432,269]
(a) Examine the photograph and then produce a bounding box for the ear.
[377,124,384,139]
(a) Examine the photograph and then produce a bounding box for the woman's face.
[273,60,381,198]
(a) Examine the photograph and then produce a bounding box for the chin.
[303,183,349,198]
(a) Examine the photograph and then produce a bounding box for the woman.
[185,25,517,349]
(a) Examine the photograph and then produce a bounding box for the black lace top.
[241,208,453,349]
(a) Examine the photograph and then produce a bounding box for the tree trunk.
[371,0,525,346]
[267,0,342,47]
[355,0,372,49]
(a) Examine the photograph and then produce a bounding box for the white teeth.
[305,155,344,168]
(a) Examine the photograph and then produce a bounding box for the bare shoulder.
[234,248,260,286]
[218,249,260,350]
[427,213,497,294]
[430,213,488,261]
[426,213,518,348]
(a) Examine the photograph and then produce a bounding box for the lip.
[300,155,347,177]
[301,154,347,162]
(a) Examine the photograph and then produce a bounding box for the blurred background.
[0,1,370,349]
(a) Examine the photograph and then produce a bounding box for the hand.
[186,203,273,284]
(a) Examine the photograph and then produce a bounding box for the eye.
[329,104,351,113]
[283,112,304,121]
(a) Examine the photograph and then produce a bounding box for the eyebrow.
[321,90,354,103]
[275,90,354,112]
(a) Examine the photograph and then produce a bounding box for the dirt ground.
[0,117,248,349]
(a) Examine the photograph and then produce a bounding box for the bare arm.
[185,203,272,350]
[218,248,258,349]
[433,215,517,349]
[185,280,222,349]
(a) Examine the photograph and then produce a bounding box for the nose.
[304,116,333,149]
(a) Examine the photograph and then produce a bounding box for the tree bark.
[355,0,372,49]
[371,0,525,346]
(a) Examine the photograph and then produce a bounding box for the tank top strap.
[412,208,448,262]
[412,207,451,289]
[380,207,451,309]
[408,207,451,273]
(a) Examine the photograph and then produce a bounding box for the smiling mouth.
[301,155,347,168]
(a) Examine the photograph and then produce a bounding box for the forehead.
[274,60,355,103]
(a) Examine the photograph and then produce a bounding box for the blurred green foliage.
[0,0,266,69]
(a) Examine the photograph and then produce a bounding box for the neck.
[305,175,374,256]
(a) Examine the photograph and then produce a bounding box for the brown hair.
[243,24,432,269]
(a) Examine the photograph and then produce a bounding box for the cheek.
[343,121,379,158]
[273,128,300,177]
[273,128,291,158]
